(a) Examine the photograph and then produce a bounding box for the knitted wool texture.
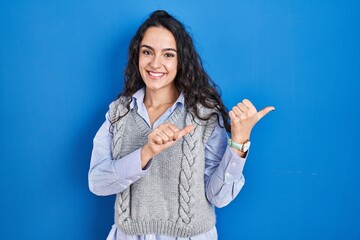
[109,97,217,237]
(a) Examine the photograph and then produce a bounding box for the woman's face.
[139,26,178,92]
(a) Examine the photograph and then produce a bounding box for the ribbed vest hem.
[117,219,215,238]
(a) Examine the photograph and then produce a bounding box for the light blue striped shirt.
[89,88,247,240]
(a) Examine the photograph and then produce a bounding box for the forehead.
[141,26,177,50]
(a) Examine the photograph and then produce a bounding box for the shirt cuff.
[222,146,247,184]
[113,148,151,183]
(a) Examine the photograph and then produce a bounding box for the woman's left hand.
[229,99,275,149]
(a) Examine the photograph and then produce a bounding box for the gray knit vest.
[109,97,217,237]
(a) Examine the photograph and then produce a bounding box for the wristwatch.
[228,138,251,153]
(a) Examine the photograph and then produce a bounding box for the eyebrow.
[140,44,177,52]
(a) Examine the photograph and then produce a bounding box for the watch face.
[243,141,251,152]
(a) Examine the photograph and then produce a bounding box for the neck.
[144,86,180,108]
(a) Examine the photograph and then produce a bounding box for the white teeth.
[149,71,164,77]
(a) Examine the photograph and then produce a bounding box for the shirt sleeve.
[204,118,248,208]
[88,112,150,196]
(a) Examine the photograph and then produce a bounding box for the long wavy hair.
[114,10,230,133]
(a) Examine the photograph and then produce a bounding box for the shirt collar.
[130,87,185,111]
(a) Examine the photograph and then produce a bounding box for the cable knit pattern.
[109,97,132,223]
[177,113,196,225]
[109,100,217,237]
[177,109,215,225]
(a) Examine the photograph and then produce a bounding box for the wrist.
[228,138,251,153]
[141,144,156,168]
[230,129,250,143]
[231,134,250,145]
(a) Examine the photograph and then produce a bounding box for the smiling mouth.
[147,71,165,78]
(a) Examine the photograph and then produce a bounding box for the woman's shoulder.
[191,103,222,143]
[109,96,130,108]
[194,101,220,119]
[108,96,131,121]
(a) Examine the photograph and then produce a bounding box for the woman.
[89,10,274,240]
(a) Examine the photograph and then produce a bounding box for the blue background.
[1,0,359,239]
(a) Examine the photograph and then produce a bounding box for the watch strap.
[228,138,250,152]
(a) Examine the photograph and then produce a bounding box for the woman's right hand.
[141,123,194,168]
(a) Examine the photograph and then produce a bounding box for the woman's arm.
[204,120,247,208]
[88,112,149,196]
[205,99,274,207]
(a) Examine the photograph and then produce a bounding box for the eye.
[164,52,175,58]
[142,50,152,56]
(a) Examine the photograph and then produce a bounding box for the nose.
[150,54,162,69]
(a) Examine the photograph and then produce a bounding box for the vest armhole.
[203,120,216,144]
[195,104,218,144]
[109,97,130,123]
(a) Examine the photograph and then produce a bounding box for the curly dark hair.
[114,10,230,133]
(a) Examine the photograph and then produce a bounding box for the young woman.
[89,10,274,240]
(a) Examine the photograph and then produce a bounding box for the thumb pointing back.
[176,125,195,140]
[258,106,275,120]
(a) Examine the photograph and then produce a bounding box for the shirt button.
[231,161,237,166]
[226,173,231,177]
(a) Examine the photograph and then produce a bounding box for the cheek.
[168,60,178,73]
[138,58,147,79]
[138,56,145,69]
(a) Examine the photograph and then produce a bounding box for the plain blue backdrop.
[1,0,359,239]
